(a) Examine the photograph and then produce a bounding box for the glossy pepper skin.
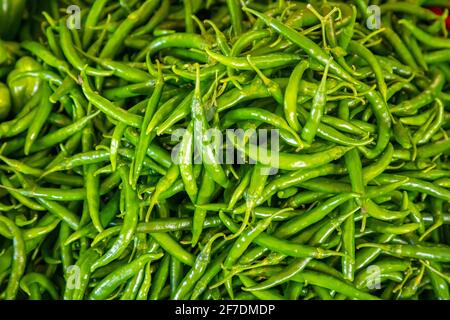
[0,0,449,302]
[0,0,26,41]
[7,57,42,114]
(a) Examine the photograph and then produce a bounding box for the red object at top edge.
[428,6,450,30]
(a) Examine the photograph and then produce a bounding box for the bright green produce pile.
[0,0,450,300]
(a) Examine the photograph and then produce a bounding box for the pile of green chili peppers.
[0,0,449,301]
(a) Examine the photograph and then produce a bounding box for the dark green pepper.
[6,56,42,114]
[0,0,27,41]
